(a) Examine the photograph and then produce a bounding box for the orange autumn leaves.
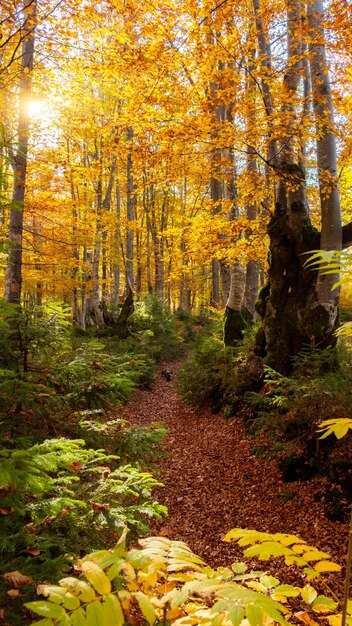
[1,0,352,306]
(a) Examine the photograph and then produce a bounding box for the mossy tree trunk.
[255,167,324,374]
[224,262,249,346]
[115,281,134,338]
[252,0,342,375]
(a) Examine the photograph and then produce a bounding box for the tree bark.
[222,115,247,345]
[255,166,320,374]
[126,128,135,288]
[115,281,134,338]
[112,177,121,307]
[224,262,248,346]
[252,0,277,166]
[4,0,37,304]
[66,138,80,324]
[253,0,338,373]
[209,57,224,307]
[244,48,260,318]
[90,157,116,327]
[308,0,342,329]
[257,0,344,372]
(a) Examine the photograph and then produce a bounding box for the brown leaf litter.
[117,357,349,598]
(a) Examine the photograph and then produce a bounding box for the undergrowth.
[22,530,351,626]
[176,320,263,413]
[178,329,352,521]
[127,294,185,362]
[0,295,183,624]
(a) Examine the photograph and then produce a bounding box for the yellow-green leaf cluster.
[223,529,341,579]
[25,531,348,626]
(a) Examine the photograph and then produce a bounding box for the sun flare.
[27,98,46,118]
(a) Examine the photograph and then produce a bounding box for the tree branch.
[342,222,352,249]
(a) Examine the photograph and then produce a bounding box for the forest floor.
[117,356,349,596]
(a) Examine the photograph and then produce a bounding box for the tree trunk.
[209,58,224,308]
[252,0,277,166]
[90,223,104,327]
[67,139,80,324]
[308,0,342,330]
[224,262,248,346]
[254,0,338,373]
[126,128,135,287]
[211,259,220,307]
[115,281,134,338]
[245,261,259,319]
[178,178,191,312]
[4,0,37,304]
[222,100,247,345]
[255,166,320,374]
[244,49,260,318]
[80,246,88,329]
[146,227,152,292]
[250,0,344,373]
[112,177,121,307]
[154,189,168,297]
[90,159,116,327]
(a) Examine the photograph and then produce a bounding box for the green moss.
[223,307,252,347]
[255,283,270,319]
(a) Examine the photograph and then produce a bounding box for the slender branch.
[342,222,352,249]
[198,0,230,25]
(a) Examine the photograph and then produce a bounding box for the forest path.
[117,356,347,588]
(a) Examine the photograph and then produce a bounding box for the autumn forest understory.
[2,0,352,624]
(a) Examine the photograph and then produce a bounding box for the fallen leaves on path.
[117,357,348,597]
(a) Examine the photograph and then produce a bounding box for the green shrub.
[76,417,167,467]
[177,325,263,413]
[129,295,184,361]
[0,438,167,623]
[0,302,158,441]
[0,301,71,420]
[0,300,173,624]
[176,334,234,408]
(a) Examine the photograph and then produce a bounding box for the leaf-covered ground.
[117,358,348,595]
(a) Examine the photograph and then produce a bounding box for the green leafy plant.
[176,333,239,409]
[51,342,138,413]
[0,438,166,552]
[24,531,350,626]
[0,437,167,624]
[128,294,184,361]
[77,417,167,466]
[318,419,352,440]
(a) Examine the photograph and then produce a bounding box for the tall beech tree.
[252,0,346,373]
[4,0,37,304]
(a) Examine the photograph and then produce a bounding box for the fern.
[0,439,166,588]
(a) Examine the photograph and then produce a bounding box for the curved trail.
[118,357,347,590]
